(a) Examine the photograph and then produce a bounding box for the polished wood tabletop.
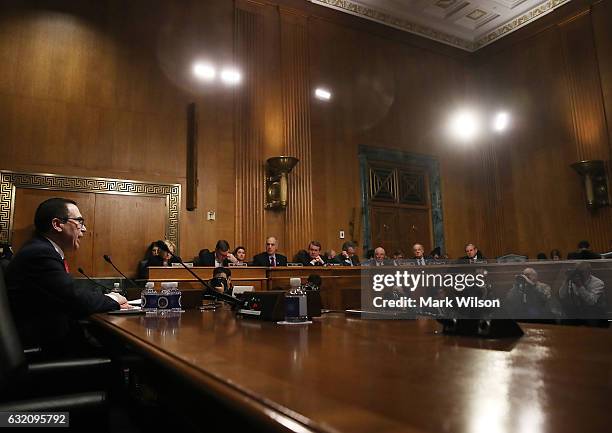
[92,309,612,433]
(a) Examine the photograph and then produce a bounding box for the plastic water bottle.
[285,277,308,322]
[141,282,157,312]
[168,282,182,312]
[158,282,171,310]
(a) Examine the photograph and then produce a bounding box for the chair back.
[0,266,26,389]
[496,254,528,263]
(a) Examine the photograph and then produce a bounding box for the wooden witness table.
[91,308,612,433]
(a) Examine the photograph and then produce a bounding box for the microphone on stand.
[153,240,238,306]
[102,254,139,289]
[78,267,111,293]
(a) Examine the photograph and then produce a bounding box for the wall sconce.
[571,160,610,210]
[265,156,299,210]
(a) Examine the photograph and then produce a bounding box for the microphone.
[154,240,238,306]
[78,267,111,293]
[103,254,139,288]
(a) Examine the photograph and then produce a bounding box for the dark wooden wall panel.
[235,4,266,256]
[93,194,167,277]
[280,8,314,256]
[473,1,612,258]
[0,0,236,272]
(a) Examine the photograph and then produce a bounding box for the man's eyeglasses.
[59,217,86,229]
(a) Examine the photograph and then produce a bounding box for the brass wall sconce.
[571,160,610,210]
[265,156,299,209]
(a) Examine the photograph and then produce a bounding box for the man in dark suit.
[301,241,327,266]
[364,246,394,266]
[6,198,126,356]
[458,243,486,263]
[252,237,287,267]
[567,240,601,260]
[336,241,360,266]
[412,243,431,266]
[198,240,238,267]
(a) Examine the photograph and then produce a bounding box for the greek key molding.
[0,171,181,250]
[309,0,571,51]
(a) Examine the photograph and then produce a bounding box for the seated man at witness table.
[301,241,326,266]
[336,241,360,266]
[198,240,238,267]
[5,198,128,357]
[567,240,601,260]
[458,243,486,263]
[365,247,393,266]
[412,243,431,266]
[252,236,287,267]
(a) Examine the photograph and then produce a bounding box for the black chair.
[496,253,528,263]
[0,266,110,416]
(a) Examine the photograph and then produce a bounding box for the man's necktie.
[63,259,70,274]
[270,256,275,267]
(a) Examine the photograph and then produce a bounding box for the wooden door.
[368,162,433,257]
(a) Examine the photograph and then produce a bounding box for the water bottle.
[158,282,171,310]
[284,277,308,322]
[141,282,157,312]
[168,282,182,312]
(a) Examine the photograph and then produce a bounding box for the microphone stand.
[103,255,140,289]
[78,267,111,294]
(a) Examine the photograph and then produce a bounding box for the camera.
[210,276,229,293]
[514,274,532,285]
[566,269,581,281]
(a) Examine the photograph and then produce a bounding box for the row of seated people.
[140,237,609,326]
[138,238,608,278]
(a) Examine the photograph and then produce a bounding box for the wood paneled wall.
[235,3,267,254]
[280,8,314,257]
[472,0,612,259]
[0,0,236,270]
[1,0,611,273]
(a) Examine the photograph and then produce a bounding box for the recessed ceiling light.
[492,112,510,132]
[314,88,332,100]
[220,68,242,85]
[448,110,480,142]
[193,62,216,81]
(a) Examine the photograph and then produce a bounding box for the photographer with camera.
[559,262,606,324]
[505,268,560,320]
[210,267,233,296]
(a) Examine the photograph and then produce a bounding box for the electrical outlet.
[339,230,345,239]
[207,211,216,221]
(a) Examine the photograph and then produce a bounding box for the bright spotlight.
[220,68,242,85]
[193,62,216,81]
[314,88,331,101]
[449,110,480,142]
[492,112,510,132]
